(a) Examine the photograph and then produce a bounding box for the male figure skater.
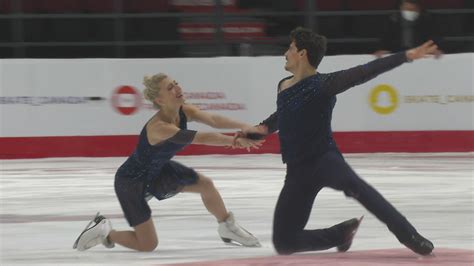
[239,27,437,255]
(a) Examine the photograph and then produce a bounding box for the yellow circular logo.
[369,84,398,115]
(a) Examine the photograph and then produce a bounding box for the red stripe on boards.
[0,131,472,159]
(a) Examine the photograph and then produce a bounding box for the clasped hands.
[229,125,268,151]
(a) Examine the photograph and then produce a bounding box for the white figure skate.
[73,212,114,251]
[218,212,261,247]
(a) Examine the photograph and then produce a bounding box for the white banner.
[1,54,473,137]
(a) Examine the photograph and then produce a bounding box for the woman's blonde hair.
[143,73,168,109]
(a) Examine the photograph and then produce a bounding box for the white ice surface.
[1,153,473,265]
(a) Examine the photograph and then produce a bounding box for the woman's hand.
[232,125,268,149]
[233,137,264,151]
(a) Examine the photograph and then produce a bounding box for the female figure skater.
[74,73,263,251]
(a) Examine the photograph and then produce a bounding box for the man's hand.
[232,125,268,149]
[242,125,268,136]
[406,40,440,61]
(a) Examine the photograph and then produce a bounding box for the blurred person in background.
[237,0,301,37]
[374,0,443,58]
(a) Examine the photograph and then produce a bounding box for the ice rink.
[1,153,473,265]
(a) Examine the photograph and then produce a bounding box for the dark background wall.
[0,0,472,58]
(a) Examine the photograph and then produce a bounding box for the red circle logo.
[111,85,142,115]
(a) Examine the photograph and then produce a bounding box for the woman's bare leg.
[181,174,229,222]
[108,218,158,251]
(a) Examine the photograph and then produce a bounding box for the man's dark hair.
[290,27,327,68]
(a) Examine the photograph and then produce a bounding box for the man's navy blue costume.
[260,52,433,255]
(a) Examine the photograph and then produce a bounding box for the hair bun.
[143,76,152,88]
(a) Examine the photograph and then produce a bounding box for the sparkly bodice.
[116,107,192,181]
[261,52,408,163]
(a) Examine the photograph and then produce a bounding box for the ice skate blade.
[221,237,261,247]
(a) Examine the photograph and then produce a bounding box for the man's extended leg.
[318,151,434,255]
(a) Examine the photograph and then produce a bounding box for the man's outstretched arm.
[234,111,278,143]
[258,111,279,135]
[325,40,439,96]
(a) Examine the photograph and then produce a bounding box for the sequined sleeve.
[259,111,279,134]
[323,52,408,96]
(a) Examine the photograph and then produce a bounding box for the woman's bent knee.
[139,240,158,252]
[199,176,215,190]
[134,218,158,252]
